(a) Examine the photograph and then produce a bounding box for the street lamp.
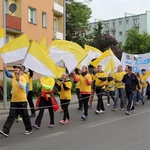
[2,0,7,108]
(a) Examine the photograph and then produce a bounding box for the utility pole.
[2,0,7,108]
[63,0,66,40]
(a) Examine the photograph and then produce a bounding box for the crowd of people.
[0,64,149,137]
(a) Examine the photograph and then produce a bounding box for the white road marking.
[39,131,66,139]
[78,115,125,128]
[86,109,150,128]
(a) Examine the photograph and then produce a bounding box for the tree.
[124,27,150,54]
[89,24,123,60]
[66,0,92,47]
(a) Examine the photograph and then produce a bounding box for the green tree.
[124,27,150,54]
[66,0,92,47]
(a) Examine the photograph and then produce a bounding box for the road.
[0,100,150,150]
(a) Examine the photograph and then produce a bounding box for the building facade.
[0,0,64,74]
[87,11,150,46]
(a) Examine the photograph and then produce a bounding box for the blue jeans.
[113,88,125,109]
[133,90,144,104]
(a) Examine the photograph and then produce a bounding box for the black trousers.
[35,96,54,126]
[96,87,105,111]
[61,100,70,120]
[76,88,82,108]
[27,90,35,115]
[81,94,90,116]
[126,90,135,111]
[3,102,32,134]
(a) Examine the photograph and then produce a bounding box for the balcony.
[53,31,63,40]
[6,14,21,31]
[54,2,63,16]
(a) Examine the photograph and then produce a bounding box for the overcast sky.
[76,0,150,22]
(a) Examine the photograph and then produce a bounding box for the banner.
[121,52,150,72]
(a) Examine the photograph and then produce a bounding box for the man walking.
[0,65,32,137]
[122,66,141,115]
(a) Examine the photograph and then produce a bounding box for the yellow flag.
[90,49,113,67]
[0,28,5,48]
[39,37,47,50]
[47,40,87,73]
[141,70,150,80]
[23,40,65,78]
[0,34,29,63]
[84,45,102,54]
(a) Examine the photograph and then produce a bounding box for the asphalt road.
[0,100,150,150]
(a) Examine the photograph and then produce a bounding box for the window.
[42,12,47,27]
[133,18,139,25]
[126,20,129,24]
[112,22,115,27]
[119,31,122,36]
[28,7,37,24]
[119,21,122,25]
[54,19,57,32]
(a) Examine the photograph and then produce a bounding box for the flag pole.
[2,0,7,108]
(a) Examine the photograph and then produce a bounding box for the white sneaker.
[24,130,32,135]
[95,110,100,114]
[100,110,105,114]
[107,103,110,106]
[125,111,131,115]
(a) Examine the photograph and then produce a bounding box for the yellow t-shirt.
[95,72,107,89]
[78,74,92,93]
[26,72,33,91]
[114,71,126,88]
[75,74,80,89]
[141,74,148,88]
[11,75,27,102]
[106,78,115,91]
[60,81,72,100]
[40,76,55,97]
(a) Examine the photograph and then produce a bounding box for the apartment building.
[0,0,64,74]
[87,11,150,46]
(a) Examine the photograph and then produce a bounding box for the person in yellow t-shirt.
[72,66,92,120]
[88,67,97,108]
[106,73,115,106]
[33,76,55,129]
[94,65,107,114]
[140,69,148,100]
[25,68,36,117]
[58,73,72,125]
[75,69,82,110]
[112,65,126,111]
[0,65,32,137]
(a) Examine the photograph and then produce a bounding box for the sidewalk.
[0,94,98,115]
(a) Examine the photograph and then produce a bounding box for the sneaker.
[48,124,54,128]
[131,109,135,114]
[107,103,110,106]
[24,130,32,135]
[111,108,117,111]
[30,114,36,118]
[0,130,8,137]
[65,119,70,124]
[136,102,139,105]
[77,107,82,110]
[59,120,65,125]
[121,108,124,111]
[125,111,131,115]
[32,124,39,129]
[142,101,145,105]
[100,110,105,114]
[81,115,88,120]
[95,110,100,114]
[16,115,23,122]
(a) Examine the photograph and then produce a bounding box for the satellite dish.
[9,3,17,13]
